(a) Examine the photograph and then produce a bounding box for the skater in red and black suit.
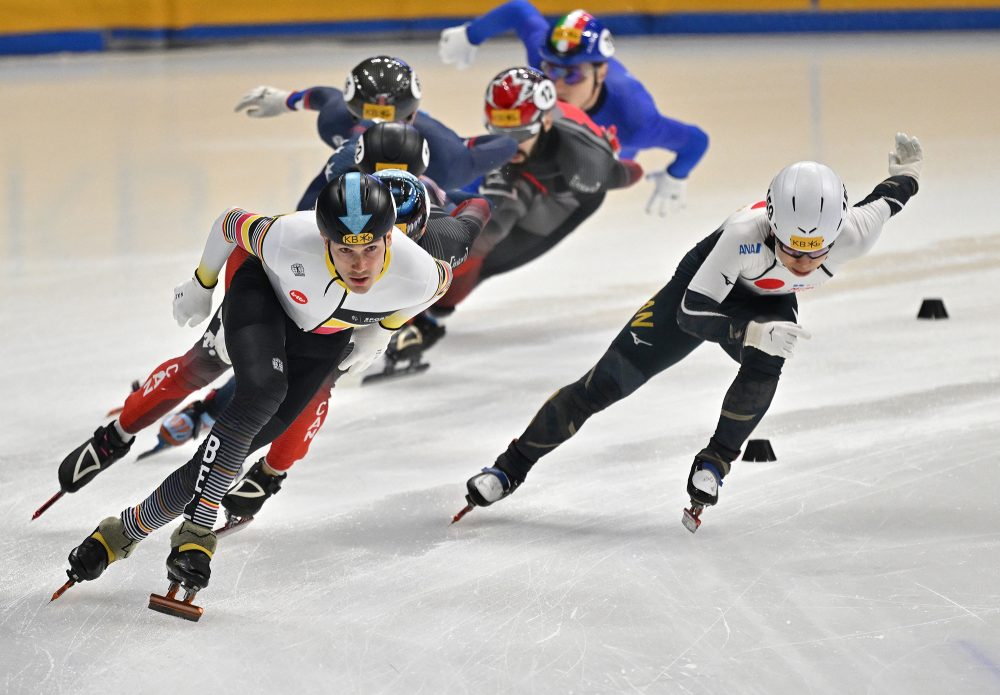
[394,66,643,358]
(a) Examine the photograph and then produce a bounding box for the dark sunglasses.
[776,238,832,259]
[540,60,590,86]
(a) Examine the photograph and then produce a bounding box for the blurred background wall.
[3,0,1000,55]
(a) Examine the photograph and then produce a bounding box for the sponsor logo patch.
[489,109,523,127]
[362,103,396,121]
[289,290,309,304]
[739,243,762,255]
[291,263,305,277]
[551,26,583,43]
[342,233,374,245]
[790,234,825,250]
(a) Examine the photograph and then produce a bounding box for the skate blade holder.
[682,504,703,533]
[148,581,204,622]
[214,514,254,539]
[362,359,430,385]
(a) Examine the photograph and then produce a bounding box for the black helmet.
[344,56,421,123]
[355,122,430,177]
[315,172,397,245]
[372,169,430,242]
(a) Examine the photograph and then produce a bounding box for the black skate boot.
[366,312,447,384]
[452,441,533,523]
[221,458,286,519]
[52,516,139,601]
[57,423,134,493]
[386,313,447,361]
[66,516,138,582]
[682,451,732,533]
[148,521,216,621]
[165,520,216,591]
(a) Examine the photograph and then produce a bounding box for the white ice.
[1,33,999,694]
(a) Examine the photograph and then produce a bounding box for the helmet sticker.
[354,136,365,164]
[342,232,375,245]
[551,25,583,53]
[534,79,557,110]
[789,235,825,250]
[410,75,422,100]
[362,103,396,121]
[489,109,525,128]
[343,75,356,102]
[598,28,615,57]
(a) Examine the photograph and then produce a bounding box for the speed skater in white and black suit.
[56,172,452,611]
[454,133,923,530]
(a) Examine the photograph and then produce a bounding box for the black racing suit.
[435,101,642,313]
[487,174,920,494]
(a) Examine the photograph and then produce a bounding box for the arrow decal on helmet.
[339,172,372,234]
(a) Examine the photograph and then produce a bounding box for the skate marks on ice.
[812,232,1000,296]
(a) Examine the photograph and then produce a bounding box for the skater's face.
[510,114,554,164]
[328,232,393,293]
[775,237,829,277]
[542,61,607,110]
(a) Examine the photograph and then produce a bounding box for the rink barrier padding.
[3,2,1000,55]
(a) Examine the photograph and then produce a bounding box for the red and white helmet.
[484,67,557,141]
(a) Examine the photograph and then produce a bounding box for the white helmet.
[766,161,847,253]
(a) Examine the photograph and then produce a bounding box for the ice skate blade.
[214,515,254,538]
[682,505,703,534]
[148,591,204,622]
[136,440,172,461]
[32,490,65,520]
[362,361,430,386]
[50,579,75,602]
[451,503,474,524]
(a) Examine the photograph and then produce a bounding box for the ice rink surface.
[1,32,999,694]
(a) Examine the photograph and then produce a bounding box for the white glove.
[234,85,294,118]
[173,274,215,328]
[645,171,687,217]
[888,131,922,181]
[439,24,477,69]
[744,320,811,359]
[339,325,394,375]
